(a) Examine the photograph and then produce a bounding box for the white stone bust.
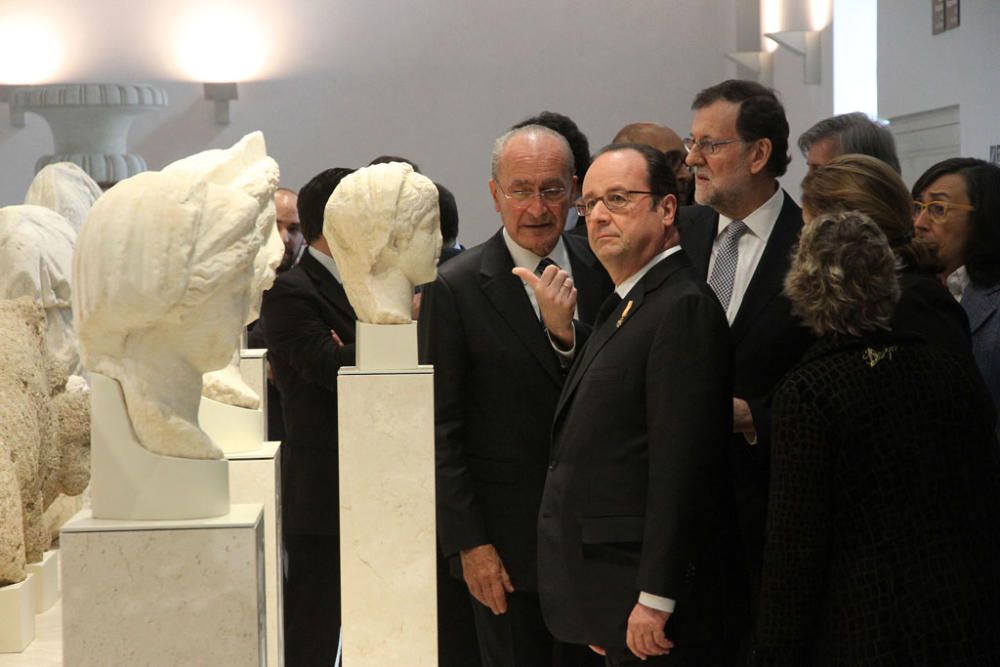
[161,132,281,409]
[0,205,80,378]
[24,162,103,233]
[324,162,441,324]
[73,167,266,459]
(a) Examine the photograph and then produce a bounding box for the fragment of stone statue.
[24,162,103,233]
[324,162,442,324]
[73,159,268,460]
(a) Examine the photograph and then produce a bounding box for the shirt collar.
[502,227,570,273]
[717,186,784,243]
[946,265,969,301]
[308,245,342,284]
[615,246,683,298]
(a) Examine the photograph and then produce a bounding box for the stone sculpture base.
[227,441,283,667]
[356,321,419,370]
[60,505,265,667]
[198,396,266,454]
[338,323,436,666]
[239,349,267,401]
[90,373,229,520]
[25,550,59,613]
[0,575,36,653]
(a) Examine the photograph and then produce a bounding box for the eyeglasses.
[495,182,568,208]
[683,137,741,156]
[912,199,975,224]
[575,190,655,216]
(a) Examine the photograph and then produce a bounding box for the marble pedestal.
[60,505,265,667]
[240,349,267,400]
[338,323,437,666]
[228,442,283,667]
[0,575,36,653]
[25,549,60,613]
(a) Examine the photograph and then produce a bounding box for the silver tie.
[707,220,749,311]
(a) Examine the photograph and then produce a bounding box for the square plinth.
[60,505,265,667]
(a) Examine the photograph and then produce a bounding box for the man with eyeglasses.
[676,80,813,628]
[536,143,747,666]
[419,124,613,666]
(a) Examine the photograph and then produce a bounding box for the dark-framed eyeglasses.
[495,182,568,208]
[683,137,741,156]
[575,190,656,216]
[912,199,974,224]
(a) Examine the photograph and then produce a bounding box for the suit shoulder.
[677,204,717,226]
[436,241,486,283]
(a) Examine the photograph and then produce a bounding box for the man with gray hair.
[420,124,613,666]
[798,111,901,173]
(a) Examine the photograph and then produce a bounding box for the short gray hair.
[490,125,574,183]
[785,211,901,337]
[798,112,901,174]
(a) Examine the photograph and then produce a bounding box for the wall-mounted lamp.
[725,51,774,87]
[204,82,238,125]
[765,30,822,85]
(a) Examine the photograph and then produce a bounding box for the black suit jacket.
[538,250,748,650]
[260,250,357,536]
[418,230,613,591]
[677,194,814,611]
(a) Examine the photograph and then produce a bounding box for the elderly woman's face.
[913,173,973,275]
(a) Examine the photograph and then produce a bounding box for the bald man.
[613,123,692,204]
[275,187,305,272]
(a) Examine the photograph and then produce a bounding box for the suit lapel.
[300,251,356,320]
[480,232,562,386]
[554,251,688,425]
[676,205,717,279]
[730,193,802,343]
[963,282,1000,334]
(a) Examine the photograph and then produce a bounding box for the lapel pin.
[616,300,633,328]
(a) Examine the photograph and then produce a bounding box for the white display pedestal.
[199,396,266,455]
[239,349,267,401]
[338,323,437,666]
[60,505,265,667]
[24,550,59,613]
[228,441,283,667]
[89,373,229,520]
[0,575,36,653]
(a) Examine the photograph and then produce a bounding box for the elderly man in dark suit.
[537,143,747,666]
[259,167,357,667]
[677,80,814,619]
[419,124,613,666]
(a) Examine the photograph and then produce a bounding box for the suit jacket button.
[548,461,557,471]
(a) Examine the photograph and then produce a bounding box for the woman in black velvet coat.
[800,154,971,356]
[751,212,1000,666]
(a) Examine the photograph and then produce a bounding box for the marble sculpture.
[74,132,276,459]
[160,132,282,409]
[24,162,103,233]
[324,162,442,324]
[0,204,81,379]
[0,298,90,586]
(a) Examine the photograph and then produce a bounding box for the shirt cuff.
[638,592,676,613]
[548,325,576,368]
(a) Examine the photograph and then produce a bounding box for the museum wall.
[0,0,836,244]
[878,0,1000,161]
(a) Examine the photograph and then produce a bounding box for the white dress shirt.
[946,265,970,302]
[706,187,784,323]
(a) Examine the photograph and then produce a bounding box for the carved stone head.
[24,162,103,233]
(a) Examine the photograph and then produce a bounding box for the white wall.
[878,0,1000,163]
[0,0,749,245]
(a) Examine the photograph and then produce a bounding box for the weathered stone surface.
[324,162,441,324]
[24,162,103,233]
[74,133,276,459]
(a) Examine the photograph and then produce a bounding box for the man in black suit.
[419,124,613,666]
[537,143,746,666]
[259,167,357,667]
[678,80,813,618]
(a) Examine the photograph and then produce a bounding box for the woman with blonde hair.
[800,153,970,354]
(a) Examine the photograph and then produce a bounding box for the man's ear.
[489,180,501,213]
[747,138,773,176]
[660,193,678,228]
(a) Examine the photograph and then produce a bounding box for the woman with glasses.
[800,154,971,356]
[913,157,1000,438]
[752,211,1000,666]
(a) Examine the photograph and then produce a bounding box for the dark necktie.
[535,257,557,276]
[707,220,749,311]
[595,293,623,327]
